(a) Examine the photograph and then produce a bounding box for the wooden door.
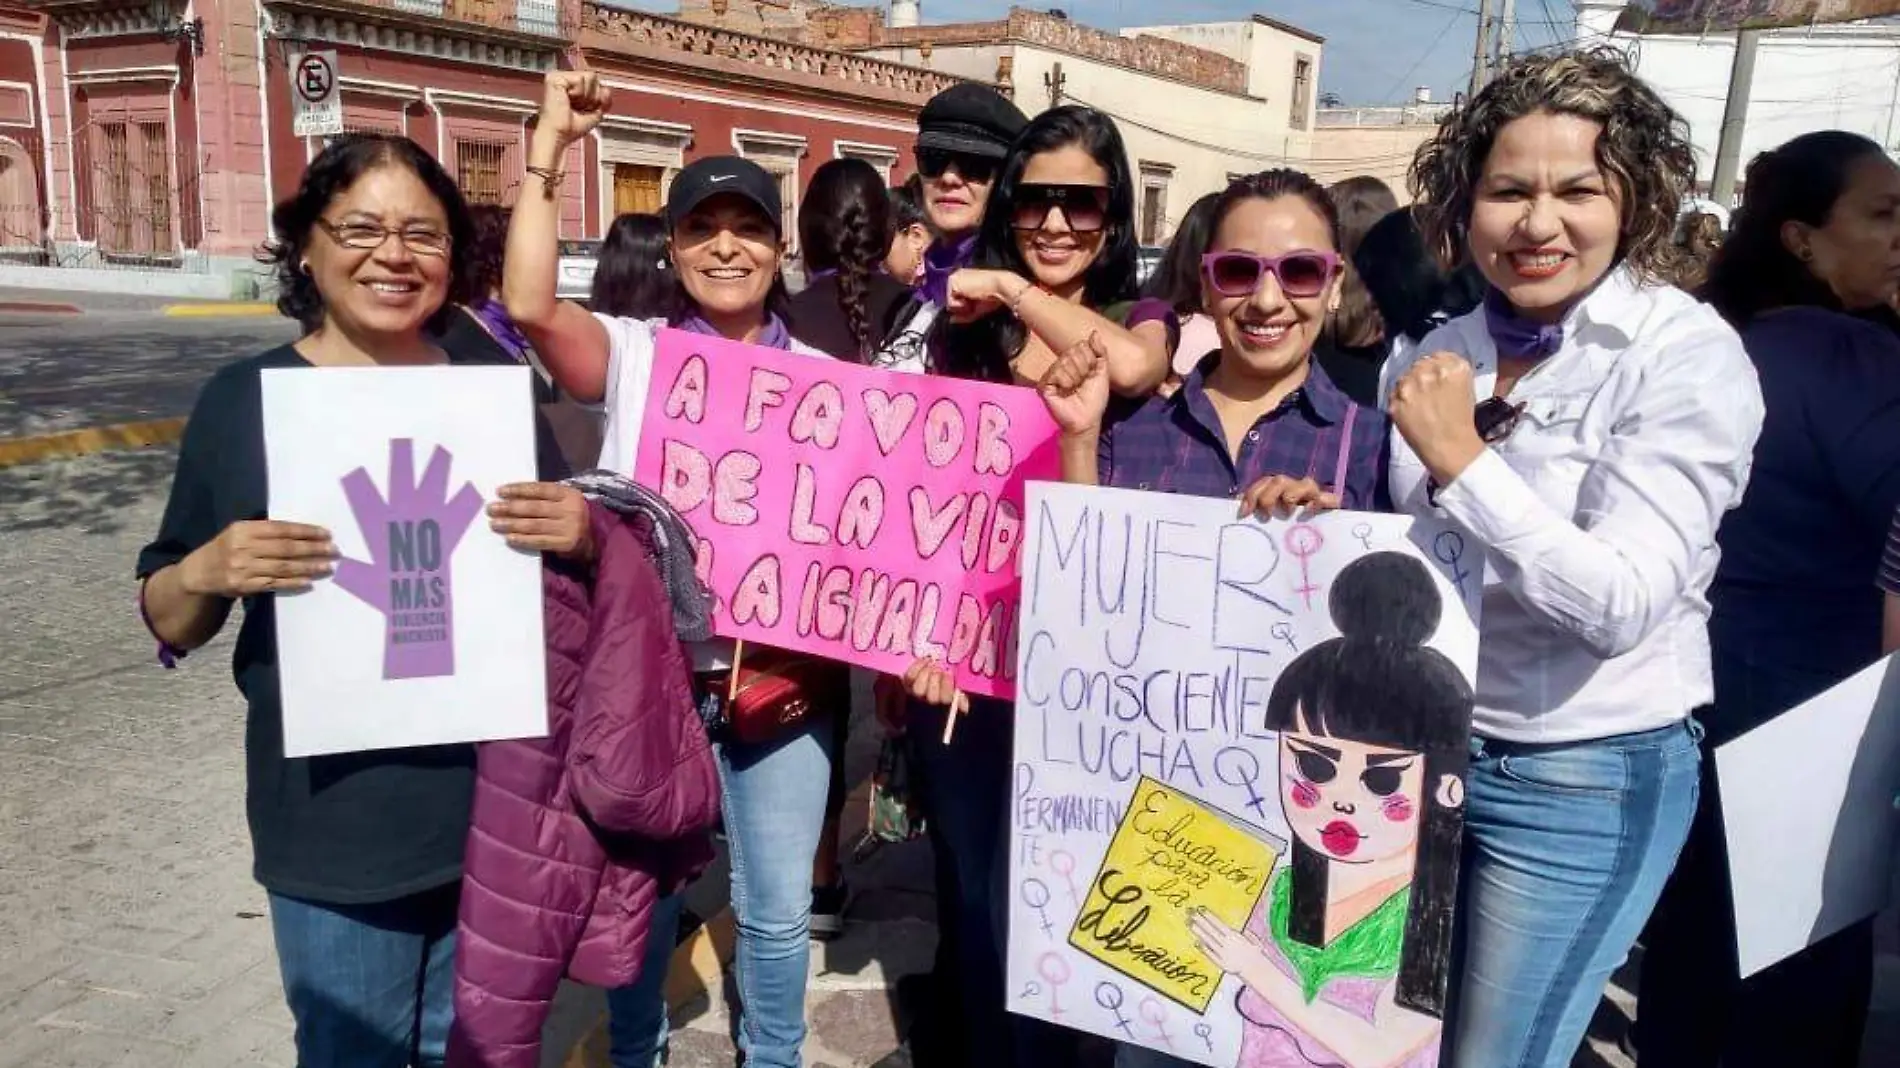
[613,164,663,216]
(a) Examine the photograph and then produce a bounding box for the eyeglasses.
[1201,250,1341,299]
[1010,184,1110,233]
[316,218,452,257]
[915,148,1000,184]
[1475,397,1526,444]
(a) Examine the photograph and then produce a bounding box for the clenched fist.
[1388,352,1486,484]
[535,70,611,148]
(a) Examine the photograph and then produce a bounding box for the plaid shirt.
[1098,355,1391,509]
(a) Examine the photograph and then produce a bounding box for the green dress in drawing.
[1187,553,1472,1068]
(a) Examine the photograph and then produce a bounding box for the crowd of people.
[133,44,1900,1068]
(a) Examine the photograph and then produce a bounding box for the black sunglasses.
[1010,184,1110,233]
[1475,397,1526,444]
[916,147,1000,183]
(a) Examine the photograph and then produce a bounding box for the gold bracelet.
[525,165,563,198]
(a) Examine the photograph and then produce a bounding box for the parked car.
[1136,245,1164,286]
[557,239,601,303]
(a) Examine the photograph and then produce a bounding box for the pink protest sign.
[633,328,1061,698]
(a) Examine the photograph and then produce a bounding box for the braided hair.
[798,158,895,361]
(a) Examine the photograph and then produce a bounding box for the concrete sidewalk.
[0,285,274,318]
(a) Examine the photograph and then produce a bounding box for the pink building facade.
[2,0,957,295]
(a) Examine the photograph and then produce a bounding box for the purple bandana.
[920,235,977,308]
[677,311,793,350]
[1484,288,1565,360]
[469,298,532,363]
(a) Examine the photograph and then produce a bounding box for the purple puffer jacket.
[445,504,719,1068]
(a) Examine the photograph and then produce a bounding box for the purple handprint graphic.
[332,439,483,680]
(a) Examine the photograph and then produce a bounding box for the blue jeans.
[268,883,460,1068]
[606,892,686,1068]
[718,713,835,1067]
[1447,720,1701,1068]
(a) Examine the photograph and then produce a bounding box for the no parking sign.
[291,51,343,138]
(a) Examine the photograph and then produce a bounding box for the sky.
[620,0,1583,105]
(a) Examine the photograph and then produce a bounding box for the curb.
[162,302,278,318]
[0,300,83,315]
[0,417,187,469]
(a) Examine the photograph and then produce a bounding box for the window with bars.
[456,139,510,205]
[1291,57,1314,130]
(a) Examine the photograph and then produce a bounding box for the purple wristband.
[137,577,186,669]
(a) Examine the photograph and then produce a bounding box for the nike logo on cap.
[708,174,736,183]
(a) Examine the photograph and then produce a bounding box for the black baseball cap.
[917,83,1028,161]
[666,155,783,234]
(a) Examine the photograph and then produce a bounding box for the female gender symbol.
[1037,952,1072,1018]
[1049,850,1082,907]
[1284,524,1324,608]
[1433,529,1472,596]
[1194,1022,1215,1053]
[1139,996,1175,1049]
[1269,620,1299,653]
[1095,981,1136,1038]
[1213,747,1270,821]
[1351,522,1374,551]
[1020,878,1054,937]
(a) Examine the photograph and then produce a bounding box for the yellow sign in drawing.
[1069,776,1282,1013]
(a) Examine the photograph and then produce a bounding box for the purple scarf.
[920,235,977,309]
[470,298,531,363]
[1483,288,1566,361]
[677,311,793,350]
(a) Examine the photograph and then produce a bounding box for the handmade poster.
[632,328,1060,698]
[1717,653,1900,977]
[1615,0,1900,33]
[262,366,548,758]
[1008,482,1480,1067]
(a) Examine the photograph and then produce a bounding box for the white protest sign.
[1008,482,1480,1067]
[263,366,547,757]
[291,51,343,138]
[1718,653,1900,977]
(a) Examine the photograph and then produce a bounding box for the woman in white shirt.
[503,72,837,1068]
[1382,52,1765,1068]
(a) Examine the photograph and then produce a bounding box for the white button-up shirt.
[1381,269,1766,743]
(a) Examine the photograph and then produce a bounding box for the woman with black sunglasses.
[895,106,1177,1068]
[1380,52,1764,1068]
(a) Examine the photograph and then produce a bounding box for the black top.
[1313,338,1387,409]
[136,343,567,905]
[785,273,912,361]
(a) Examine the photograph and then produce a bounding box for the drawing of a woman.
[1190,552,1472,1068]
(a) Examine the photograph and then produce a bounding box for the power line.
[1379,11,1465,105]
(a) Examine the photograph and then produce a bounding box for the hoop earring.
[298,259,311,276]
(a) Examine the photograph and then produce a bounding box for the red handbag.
[718,641,838,745]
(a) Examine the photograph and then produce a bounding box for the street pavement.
[2,308,1898,1067]
[0,314,297,441]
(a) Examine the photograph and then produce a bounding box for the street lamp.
[151,0,205,57]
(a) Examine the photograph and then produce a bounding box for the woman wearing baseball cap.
[502,70,841,1068]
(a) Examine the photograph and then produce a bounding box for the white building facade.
[1577,0,1900,197]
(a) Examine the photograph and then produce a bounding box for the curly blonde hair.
[1409,49,1697,284]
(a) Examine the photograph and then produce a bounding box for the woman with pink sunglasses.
[1041,168,1390,518]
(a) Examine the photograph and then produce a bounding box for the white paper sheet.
[262,365,547,757]
[1717,653,1900,978]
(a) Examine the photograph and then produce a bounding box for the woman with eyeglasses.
[504,72,840,1068]
[898,104,1175,1068]
[134,133,590,1068]
[1382,52,1765,1068]
[1633,131,1900,1068]
[1033,168,1394,1068]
